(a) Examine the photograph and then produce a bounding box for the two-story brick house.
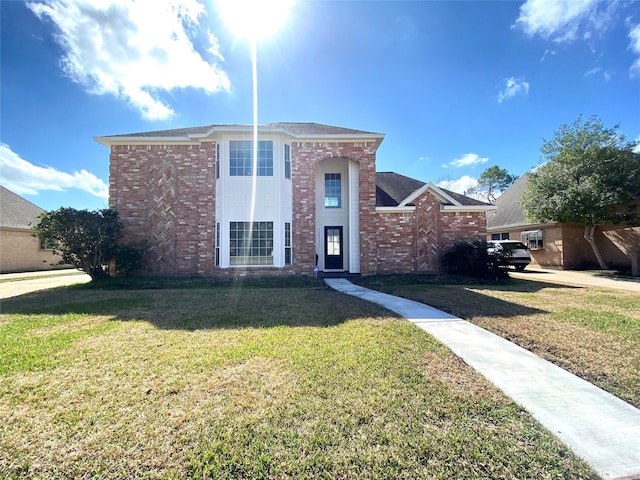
[96,122,492,277]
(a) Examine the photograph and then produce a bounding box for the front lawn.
[356,274,640,408]
[0,280,597,479]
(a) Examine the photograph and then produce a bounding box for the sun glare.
[217,0,293,41]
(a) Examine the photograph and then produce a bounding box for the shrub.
[114,245,144,277]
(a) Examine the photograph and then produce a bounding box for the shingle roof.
[486,174,529,229]
[0,186,44,229]
[375,172,489,207]
[103,122,381,139]
[376,172,425,206]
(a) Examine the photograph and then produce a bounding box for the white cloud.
[630,24,640,77]
[584,67,601,77]
[633,136,640,154]
[27,0,231,120]
[540,49,556,61]
[498,77,530,103]
[0,143,108,199]
[515,0,601,43]
[443,153,489,169]
[436,176,478,195]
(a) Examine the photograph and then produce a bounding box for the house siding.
[488,223,640,272]
[292,142,378,275]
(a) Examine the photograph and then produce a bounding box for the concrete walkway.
[510,267,640,293]
[325,278,640,480]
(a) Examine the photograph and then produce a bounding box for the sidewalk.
[325,278,640,480]
[0,269,91,299]
[510,267,640,293]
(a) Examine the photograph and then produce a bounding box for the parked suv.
[487,240,531,270]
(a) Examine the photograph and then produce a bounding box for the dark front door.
[324,226,344,270]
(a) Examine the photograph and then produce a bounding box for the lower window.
[229,221,274,266]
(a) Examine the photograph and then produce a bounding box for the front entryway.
[324,226,344,270]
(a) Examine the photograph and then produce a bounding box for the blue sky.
[1,0,639,211]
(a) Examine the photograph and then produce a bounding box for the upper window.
[324,173,342,208]
[229,140,273,176]
[284,144,291,179]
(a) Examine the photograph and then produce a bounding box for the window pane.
[229,221,274,266]
[257,141,273,176]
[229,140,252,176]
[284,222,291,266]
[327,228,341,255]
[284,144,291,179]
[324,173,341,209]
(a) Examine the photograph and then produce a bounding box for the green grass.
[355,274,640,408]
[0,280,597,479]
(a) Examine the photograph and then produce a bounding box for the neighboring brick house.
[96,123,493,277]
[0,186,65,273]
[487,175,640,274]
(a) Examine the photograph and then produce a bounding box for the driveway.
[0,269,91,299]
[510,267,640,293]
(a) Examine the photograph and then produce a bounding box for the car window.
[502,242,528,251]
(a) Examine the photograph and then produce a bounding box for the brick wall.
[0,228,65,273]
[110,143,215,276]
[375,211,416,273]
[376,190,489,274]
[291,142,378,275]
[110,138,489,277]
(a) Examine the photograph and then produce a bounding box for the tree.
[521,115,640,269]
[33,208,123,281]
[469,166,518,203]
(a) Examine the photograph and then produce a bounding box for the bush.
[443,241,507,278]
[114,245,144,277]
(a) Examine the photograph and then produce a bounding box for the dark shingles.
[437,187,489,206]
[375,172,489,207]
[486,174,529,229]
[0,186,45,229]
[375,172,425,206]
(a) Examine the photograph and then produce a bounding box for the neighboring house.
[0,186,64,273]
[487,175,640,274]
[96,122,493,277]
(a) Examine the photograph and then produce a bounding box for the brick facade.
[292,141,378,275]
[110,143,216,276]
[375,191,488,274]
[106,125,491,277]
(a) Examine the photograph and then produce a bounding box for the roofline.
[95,124,385,148]
[486,221,554,232]
[442,205,497,212]
[392,182,492,210]
[399,182,479,207]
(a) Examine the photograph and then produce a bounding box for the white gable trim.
[441,205,497,212]
[399,182,458,207]
[375,206,416,213]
